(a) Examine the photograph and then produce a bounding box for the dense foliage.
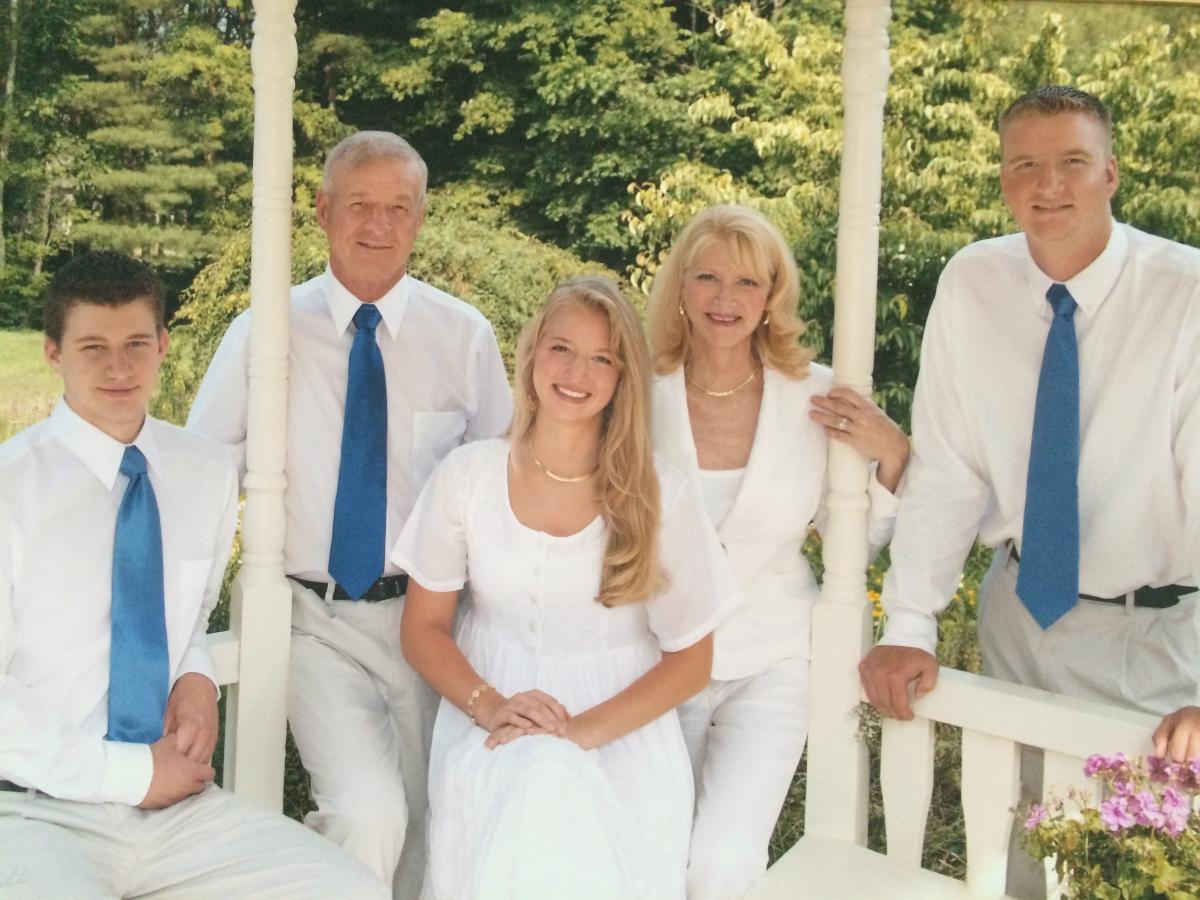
[4,1,1197,431]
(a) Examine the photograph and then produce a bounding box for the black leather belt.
[1009,546,1191,609]
[289,574,408,602]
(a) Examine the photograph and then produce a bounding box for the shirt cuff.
[866,463,903,513]
[177,646,218,691]
[100,740,154,806]
[877,607,938,657]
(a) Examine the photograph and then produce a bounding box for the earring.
[762,311,770,326]
[678,299,685,317]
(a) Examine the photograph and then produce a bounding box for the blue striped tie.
[329,304,388,600]
[107,445,169,743]
[1016,283,1080,629]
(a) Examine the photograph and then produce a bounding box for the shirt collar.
[49,398,162,492]
[324,267,410,340]
[1022,222,1128,318]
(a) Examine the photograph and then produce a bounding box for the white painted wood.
[805,0,893,846]
[907,668,1158,759]
[881,715,936,865]
[744,835,974,900]
[1043,750,1097,810]
[804,600,873,843]
[219,0,298,810]
[961,729,1020,897]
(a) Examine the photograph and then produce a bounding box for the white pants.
[677,656,810,900]
[0,784,388,899]
[978,547,1200,899]
[287,583,438,900]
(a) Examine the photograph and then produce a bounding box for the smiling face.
[1000,111,1118,281]
[531,303,620,427]
[316,156,427,302]
[680,239,771,356]
[44,298,168,443]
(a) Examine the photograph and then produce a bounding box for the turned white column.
[221,0,297,810]
[804,0,892,844]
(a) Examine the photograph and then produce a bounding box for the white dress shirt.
[186,269,514,580]
[881,223,1200,655]
[0,400,238,804]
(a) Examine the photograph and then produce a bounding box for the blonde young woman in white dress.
[647,205,910,899]
[393,276,740,900]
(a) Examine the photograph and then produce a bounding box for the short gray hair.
[322,131,429,200]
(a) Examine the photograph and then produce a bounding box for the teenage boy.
[0,251,387,898]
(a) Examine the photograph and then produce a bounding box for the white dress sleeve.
[390,443,475,593]
[646,468,744,652]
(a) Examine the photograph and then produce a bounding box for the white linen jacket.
[651,364,900,680]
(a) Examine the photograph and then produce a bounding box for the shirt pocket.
[166,558,215,671]
[412,410,468,486]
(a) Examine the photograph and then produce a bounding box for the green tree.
[0,0,96,326]
[625,3,1200,428]
[62,3,254,287]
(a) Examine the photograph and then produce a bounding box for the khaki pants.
[978,546,1200,898]
[0,784,387,899]
[287,582,438,900]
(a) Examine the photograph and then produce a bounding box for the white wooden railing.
[748,667,1157,899]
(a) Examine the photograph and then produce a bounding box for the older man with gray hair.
[188,132,514,896]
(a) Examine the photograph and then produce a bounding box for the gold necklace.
[532,454,598,484]
[685,367,757,398]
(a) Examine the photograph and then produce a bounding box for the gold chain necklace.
[532,454,598,484]
[685,367,757,398]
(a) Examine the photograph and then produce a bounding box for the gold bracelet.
[466,683,494,725]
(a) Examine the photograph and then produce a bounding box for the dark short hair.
[44,251,165,344]
[999,85,1113,150]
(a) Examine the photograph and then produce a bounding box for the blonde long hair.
[647,204,814,378]
[511,276,663,607]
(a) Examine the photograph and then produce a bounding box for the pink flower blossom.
[1099,794,1137,833]
[1182,758,1200,791]
[1025,804,1047,831]
[1159,787,1192,838]
[1147,755,1179,784]
[1084,752,1130,778]
[1130,790,1165,829]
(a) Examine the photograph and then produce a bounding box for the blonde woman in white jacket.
[647,205,910,899]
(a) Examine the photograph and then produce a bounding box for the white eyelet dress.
[390,439,741,900]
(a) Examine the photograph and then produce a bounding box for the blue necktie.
[1016,283,1080,629]
[107,445,169,743]
[329,304,388,600]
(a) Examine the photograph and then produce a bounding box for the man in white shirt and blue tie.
[859,86,1200,890]
[188,132,514,896]
[0,251,387,898]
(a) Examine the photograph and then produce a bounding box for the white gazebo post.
[218,0,297,810]
[804,0,893,845]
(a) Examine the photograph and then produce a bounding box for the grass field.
[0,330,61,441]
